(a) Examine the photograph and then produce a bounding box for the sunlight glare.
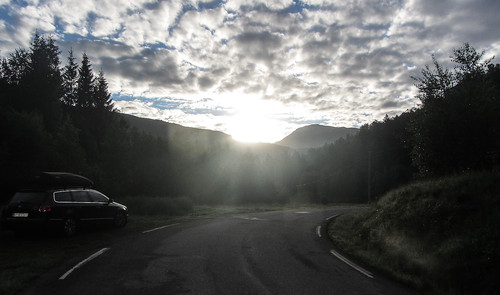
[226,97,285,143]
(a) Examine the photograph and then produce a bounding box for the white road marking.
[234,216,266,221]
[295,211,311,214]
[59,248,110,280]
[326,214,340,221]
[316,225,322,238]
[142,223,180,234]
[330,249,374,279]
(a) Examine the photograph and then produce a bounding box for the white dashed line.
[326,214,340,221]
[142,223,180,234]
[59,248,110,280]
[330,249,374,279]
[316,225,322,238]
[234,216,266,221]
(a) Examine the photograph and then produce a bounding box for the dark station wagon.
[1,172,128,236]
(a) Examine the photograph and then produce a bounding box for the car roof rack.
[30,172,94,189]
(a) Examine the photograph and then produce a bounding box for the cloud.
[0,0,498,141]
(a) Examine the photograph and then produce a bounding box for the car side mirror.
[108,198,113,204]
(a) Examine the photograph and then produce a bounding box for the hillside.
[119,113,290,155]
[276,124,359,149]
[329,172,500,294]
[119,113,233,148]
[120,114,359,153]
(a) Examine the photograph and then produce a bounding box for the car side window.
[71,191,90,203]
[89,191,108,203]
[54,192,72,202]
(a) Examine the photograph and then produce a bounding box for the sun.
[229,114,278,143]
[226,97,285,143]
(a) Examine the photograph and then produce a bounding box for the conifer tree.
[27,32,63,130]
[30,32,60,79]
[94,70,114,112]
[76,52,94,108]
[0,49,30,85]
[62,48,78,106]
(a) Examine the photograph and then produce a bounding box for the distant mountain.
[118,113,289,154]
[276,124,359,150]
[119,114,355,153]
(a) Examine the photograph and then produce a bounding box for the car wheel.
[63,218,77,237]
[114,212,127,228]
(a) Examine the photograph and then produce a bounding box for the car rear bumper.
[1,217,62,231]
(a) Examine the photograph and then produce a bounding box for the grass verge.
[328,172,500,294]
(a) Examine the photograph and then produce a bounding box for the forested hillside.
[276,125,358,150]
[1,34,498,207]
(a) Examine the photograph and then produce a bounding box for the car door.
[88,190,114,222]
[52,191,73,220]
[70,190,94,222]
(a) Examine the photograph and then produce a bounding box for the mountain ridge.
[275,124,359,150]
[119,113,358,151]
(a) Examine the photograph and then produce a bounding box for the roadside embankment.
[328,172,500,294]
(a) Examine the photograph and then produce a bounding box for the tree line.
[293,43,500,203]
[1,33,499,205]
[0,32,172,200]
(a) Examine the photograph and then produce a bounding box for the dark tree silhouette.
[24,32,63,131]
[452,42,493,80]
[410,43,499,176]
[94,70,114,112]
[1,49,30,85]
[76,52,94,108]
[62,48,78,106]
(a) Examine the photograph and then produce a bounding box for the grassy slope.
[328,172,500,294]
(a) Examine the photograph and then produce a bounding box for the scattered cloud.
[1,0,499,142]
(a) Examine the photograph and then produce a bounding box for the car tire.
[63,218,77,237]
[114,212,127,228]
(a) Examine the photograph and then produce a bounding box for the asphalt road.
[26,208,416,295]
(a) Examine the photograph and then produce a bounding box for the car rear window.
[9,192,47,204]
[72,191,90,202]
[54,191,72,202]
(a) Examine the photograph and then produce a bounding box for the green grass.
[328,172,500,294]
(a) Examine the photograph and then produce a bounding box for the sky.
[1,0,499,143]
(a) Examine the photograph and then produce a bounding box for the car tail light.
[38,204,52,213]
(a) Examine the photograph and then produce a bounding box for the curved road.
[27,208,416,294]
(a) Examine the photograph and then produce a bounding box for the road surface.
[26,208,416,294]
